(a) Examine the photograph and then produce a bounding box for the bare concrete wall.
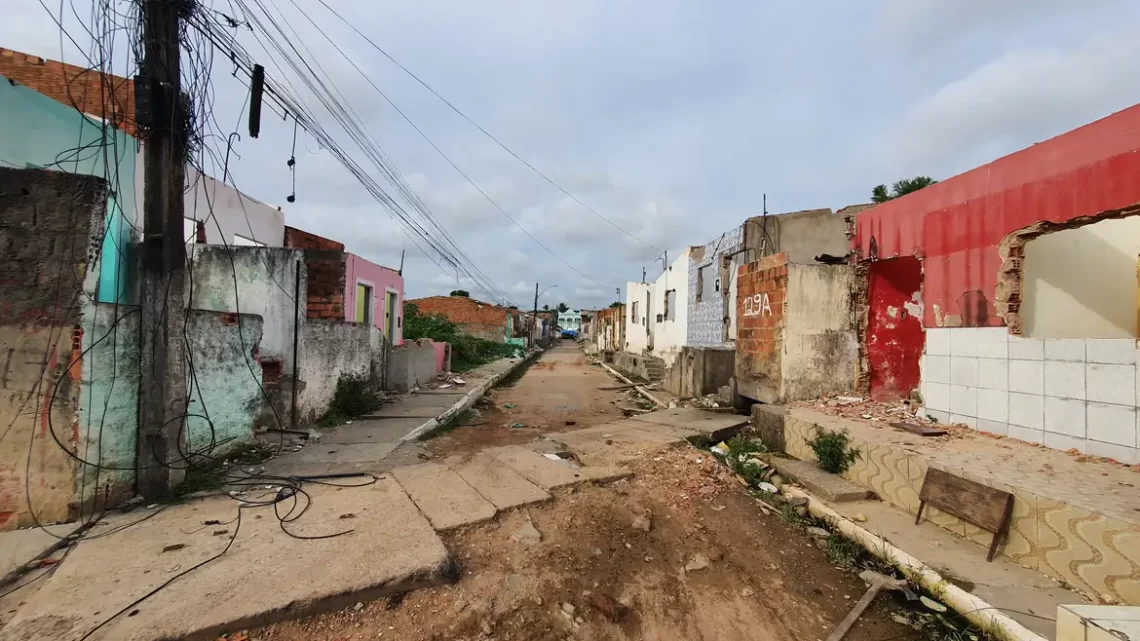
[297,319,373,424]
[782,264,859,400]
[0,168,105,530]
[386,339,439,392]
[744,208,851,264]
[664,347,735,398]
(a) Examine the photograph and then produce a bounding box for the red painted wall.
[855,104,1140,328]
[867,257,924,401]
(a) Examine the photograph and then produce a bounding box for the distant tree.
[871,176,937,203]
[609,301,621,308]
[542,304,549,311]
[449,289,470,297]
[557,303,570,313]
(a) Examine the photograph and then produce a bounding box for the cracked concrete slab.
[0,525,76,582]
[487,445,629,490]
[448,453,551,511]
[393,463,498,531]
[628,408,748,440]
[0,478,451,641]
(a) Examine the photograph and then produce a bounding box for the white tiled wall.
[922,327,1140,465]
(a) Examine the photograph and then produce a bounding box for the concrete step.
[766,457,872,503]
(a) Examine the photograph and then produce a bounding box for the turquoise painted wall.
[78,304,266,501]
[0,74,136,304]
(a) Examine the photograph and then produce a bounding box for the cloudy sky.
[4,0,1140,309]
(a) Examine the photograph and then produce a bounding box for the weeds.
[318,372,381,427]
[807,427,861,474]
[421,409,475,440]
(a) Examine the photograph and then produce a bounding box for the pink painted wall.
[344,253,404,345]
[431,340,448,372]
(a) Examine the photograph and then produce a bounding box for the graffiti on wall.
[743,293,773,317]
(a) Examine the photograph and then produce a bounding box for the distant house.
[558,309,582,333]
[410,295,520,343]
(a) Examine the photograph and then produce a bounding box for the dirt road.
[254,344,937,641]
[425,341,628,458]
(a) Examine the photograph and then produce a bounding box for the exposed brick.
[409,296,519,342]
[284,226,345,252]
[0,48,136,136]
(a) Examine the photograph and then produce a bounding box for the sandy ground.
[253,344,920,641]
[426,342,628,458]
[255,447,914,641]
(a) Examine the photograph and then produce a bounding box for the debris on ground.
[509,517,542,546]
[805,526,830,538]
[631,514,652,532]
[586,593,631,622]
[684,553,711,572]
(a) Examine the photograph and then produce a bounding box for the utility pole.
[137,0,189,498]
[531,282,539,347]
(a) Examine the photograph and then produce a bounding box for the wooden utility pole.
[531,282,539,347]
[137,0,189,497]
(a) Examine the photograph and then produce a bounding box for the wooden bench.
[915,468,1014,562]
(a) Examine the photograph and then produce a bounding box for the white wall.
[1022,217,1140,339]
[652,250,691,367]
[922,327,1140,465]
[625,282,651,352]
[133,148,286,247]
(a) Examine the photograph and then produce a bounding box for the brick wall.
[0,48,136,136]
[735,253,788,395]
[410,295,508,342]
[284,226,346,320]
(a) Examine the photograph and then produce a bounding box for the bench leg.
[914,501,925,526]
[986,532,1002,562]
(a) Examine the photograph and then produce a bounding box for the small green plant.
[318,372,381,427]
[807,427,861,474]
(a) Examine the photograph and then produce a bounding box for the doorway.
[646,290,655,350]
[385,291,397,340]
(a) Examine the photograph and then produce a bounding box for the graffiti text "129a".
[743,293,773,317]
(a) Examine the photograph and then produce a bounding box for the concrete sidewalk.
[262,352,539,477]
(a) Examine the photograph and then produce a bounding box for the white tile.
[1087,402,1137,447]
[950,328,978,357]
[923,355,950,385]
[950,414,977,430]
[922,381,950,412]
[926,328,950,356]
[976,418,1008,436]
[1008,335,1044,361]
[1044,361,1085,400]
[1009,360,1044,395]
[1045,397,1086,437]
[1084,439,1140,465]
[1044,338,1085,362]
[924,408,950,424]
[1044,432,1087,452]
[1007,424,1044,444]
[977,358,1008,391]
[1009,392,1044,429]
[950,356,978,387]
[975,327,1009,359]
[1085,338,1136,364]
[949,385,977,417]
[1086,363,1136,406]
[977,389,1008,422]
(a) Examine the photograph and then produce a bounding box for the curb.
[400,348,544,443]
[781,485,1047,641]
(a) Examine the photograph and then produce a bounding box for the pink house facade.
[345,253,404,345]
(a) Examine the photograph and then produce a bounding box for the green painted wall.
[0,73,137,304]
[77,304,266,501]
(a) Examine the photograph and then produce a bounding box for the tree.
[542,304,549,311]
[609,301,621,308]
[449,289,470,297]
[871,176,937,203]
[557,303,570,313]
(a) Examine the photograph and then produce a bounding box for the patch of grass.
[318,372,382,427]
[807,427,861,474]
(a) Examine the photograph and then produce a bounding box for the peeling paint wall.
[867,257,924,401]
[0,168,105,530]
[184,311,265,455]
[855,104,1140,328]
[782,265,859,401]
[189,245,303,373]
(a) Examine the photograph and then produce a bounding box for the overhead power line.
[281,0,614,290]
[312,0,662,255]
